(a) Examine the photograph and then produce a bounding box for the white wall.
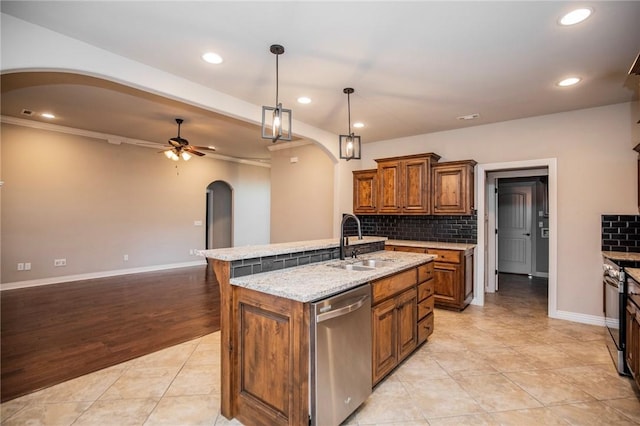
[270,143,334,243]
[339,102,639,318]
[1,123,270,285]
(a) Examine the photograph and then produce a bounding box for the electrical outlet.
[25,262,31,271]
[54,258,67,267]
[123,254,129,261]
[17,263,24,271]
[189,249,194,255]
[194,220,203,226]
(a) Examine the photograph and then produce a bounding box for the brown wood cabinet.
[432,160,477,215]
[417,262,435,345]
[375,153,440,215]
[371,267,419,384]
[387,245,474,311]
[353,169,378,214]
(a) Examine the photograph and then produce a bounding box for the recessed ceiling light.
[557,77,581,87]
[297,96,311,104]
[559,8,592,26]
[202,52,223,64]
[41,112,55,119]
[353,122,364,128]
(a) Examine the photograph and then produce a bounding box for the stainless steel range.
[603,256,628,375]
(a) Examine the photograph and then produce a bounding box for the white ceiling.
[1,1,639,162]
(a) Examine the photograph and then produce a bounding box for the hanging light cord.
[347,90,352,135]
[275,52,279,106]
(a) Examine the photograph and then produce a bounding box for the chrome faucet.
[340,213,363,260]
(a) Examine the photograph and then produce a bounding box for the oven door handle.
[604,276,623,293]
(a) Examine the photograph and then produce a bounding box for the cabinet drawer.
[372,268,417,304]
[426,249,461,264]
[417,279,434,301]
[417,313,434,344]
[418,262,434,283]
[390,245,426,254]
[417,296,434,320]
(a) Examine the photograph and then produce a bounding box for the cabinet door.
[402,158,429,214]
[353,169,378,214]
[372,298,397,384]
[432,161,475,215]
[635,312,640,389]
[377,160,402,214]
[433,262,460,306]
[396,288,417,362]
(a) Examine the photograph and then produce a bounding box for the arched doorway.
[206,181,233,249]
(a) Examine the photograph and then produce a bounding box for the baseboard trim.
[0,261,208,291]
[553,309,606,327]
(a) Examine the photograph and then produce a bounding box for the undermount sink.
[330,258,394,271]
[355,259,393,268]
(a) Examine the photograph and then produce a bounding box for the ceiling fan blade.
[184,147,205,156]
[191,145,216,152]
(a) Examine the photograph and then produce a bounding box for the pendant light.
[261,44,292,143]
[339,88,361,161]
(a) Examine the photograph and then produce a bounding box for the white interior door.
[497,183,533,275]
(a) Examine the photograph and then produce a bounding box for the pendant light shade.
[262,44,292,143]
[339,88,361,161]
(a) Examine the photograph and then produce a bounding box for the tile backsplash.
[601,215,640,252]
[353,214,477,244]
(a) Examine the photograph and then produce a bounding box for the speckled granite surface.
[230,250,434,302]
[602,251,640,263]
[386,239,476,252]
[201,236,387,261]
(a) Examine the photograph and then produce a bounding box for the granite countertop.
[230,250,435,303]
[386,239,476,252]
[201,236,387,261]
[602,251,640,263]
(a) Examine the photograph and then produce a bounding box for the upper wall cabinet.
[432,160,477,215]
[376,153,441,215]
[353,169,378,214]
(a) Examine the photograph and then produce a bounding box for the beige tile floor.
[2,275,639,425]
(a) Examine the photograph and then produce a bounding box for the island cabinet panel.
[372,268,417,304]
[372,298,398,383]
[353,169,378,214]
[416,262,435,345]
[396,288,418,361]
[432,160,477,215]
[233,287,309,426]
[371,267,421,385]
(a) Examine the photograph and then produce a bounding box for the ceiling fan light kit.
[339,87,361,161]
[160,118,213,161]
[261,44,292,143]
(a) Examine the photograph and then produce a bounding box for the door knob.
[523,233,531,236]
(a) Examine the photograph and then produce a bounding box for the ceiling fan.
[160,118,215,161]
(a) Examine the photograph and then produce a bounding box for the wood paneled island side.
[202,238,434,425]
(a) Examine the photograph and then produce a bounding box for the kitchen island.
[202,237,435,426]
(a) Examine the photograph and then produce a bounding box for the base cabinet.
[387,245,473,311]
[372,287,417,384]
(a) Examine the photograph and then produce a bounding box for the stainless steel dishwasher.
[310,283,372,426]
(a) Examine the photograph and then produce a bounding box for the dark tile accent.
[232,265,252,277]
[357,214,477,244]
[602,215,640,252]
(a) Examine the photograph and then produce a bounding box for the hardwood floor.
[0,265,220,402]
